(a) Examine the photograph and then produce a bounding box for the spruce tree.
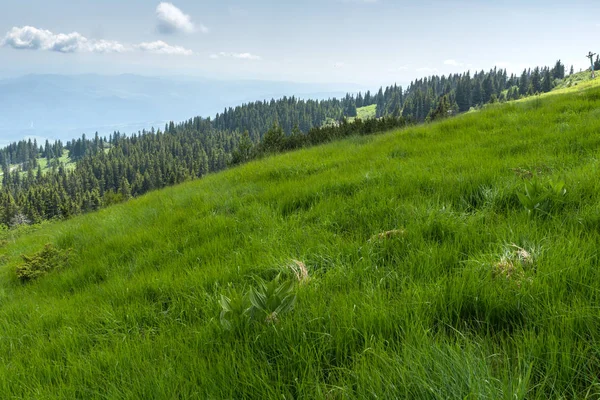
[519,69,529,97]
[375,88,385,118]
[542,69,553,92]
[261,124,285,154]
[531,68,542,93]
[552,60,565,80]
[119,177,132,200]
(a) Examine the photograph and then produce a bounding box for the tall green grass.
[1,81,600,398]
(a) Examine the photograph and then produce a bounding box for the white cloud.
[210,52,261,60]
[137,40,193,55]
[156,2,199,34]
[1,26,126,53]
[333,62,346,69]
[2,26,192,56]
[443,59,463,67]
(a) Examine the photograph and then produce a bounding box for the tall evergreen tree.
[519,69,529,97]
[542,68,553,92]
[552,60,565,79]
[531,67,542,94]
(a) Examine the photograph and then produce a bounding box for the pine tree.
[261,124,285,153]
[531,68,542,94]
[542,69,553,92]
[482,74,495,104]
[552,60,565,80]
[385,92,402,118]
[472,81,483,106]
[519,69,529,97]
[428,95,451,121]
[375,88,385,118]
[232,131,254,165]
[456,73,471,112]
[119,177,132,200]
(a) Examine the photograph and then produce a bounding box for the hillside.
[1,60,570,228]
[1,78,600,398]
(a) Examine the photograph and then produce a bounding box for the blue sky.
[1,0,599,86]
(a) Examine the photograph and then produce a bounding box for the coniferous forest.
[0,60,567,226]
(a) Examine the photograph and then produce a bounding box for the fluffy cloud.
[2,26,193,56]
[137,40,193,55]
[443,59,463,67]
[156,2,201,34]
[210,52,261,60]
[2,26,125,53]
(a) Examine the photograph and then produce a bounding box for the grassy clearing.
[1,81,600,398]
[553,70,600,92]
[35,150,75,171]
[1,150,75,182]
[348,104,377,123]
[357,104,377,119]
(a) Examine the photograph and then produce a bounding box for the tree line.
[0,60,569,227]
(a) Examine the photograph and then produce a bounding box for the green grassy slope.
[2,80,600,398]
[357,104,377,119]
[553,69,599,91]
[348,104,377,123]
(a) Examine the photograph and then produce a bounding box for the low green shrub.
[16,244,71,282]
[517,178,566,217]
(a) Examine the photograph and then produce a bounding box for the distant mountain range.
[0,74,361,146]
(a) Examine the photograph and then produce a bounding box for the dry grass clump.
[369,229,406,242]
[511,168,533,180]
[492,244,535,286]
[289,259,310,284]
[511,244,533,266]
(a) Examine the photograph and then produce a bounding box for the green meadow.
[1,79,600,398]
[357,104,377,120]
[0,150,75,184]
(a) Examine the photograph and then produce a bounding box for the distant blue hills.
[0,74,361,146]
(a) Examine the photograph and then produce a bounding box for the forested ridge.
[0,60,571,226]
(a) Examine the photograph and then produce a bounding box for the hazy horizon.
[1,1,598,87]
[1,0,599,145]
[0,73,362,146]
